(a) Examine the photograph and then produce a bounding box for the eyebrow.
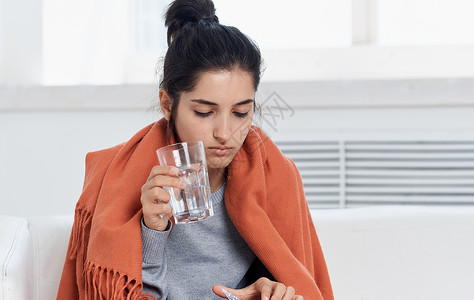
[190,99,254,106]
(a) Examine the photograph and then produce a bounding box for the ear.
[159,89,172,121]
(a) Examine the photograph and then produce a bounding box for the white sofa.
[2,206,474,300]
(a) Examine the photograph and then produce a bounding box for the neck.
[208,167,227,193]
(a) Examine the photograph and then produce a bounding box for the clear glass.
[156,141,213,224]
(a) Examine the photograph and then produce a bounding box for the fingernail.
[179,180,187,188]
[264,297,269,300]
[171,167,179,175]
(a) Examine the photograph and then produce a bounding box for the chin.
[207,155,233,170]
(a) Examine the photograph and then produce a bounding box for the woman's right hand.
[141,165,184,231]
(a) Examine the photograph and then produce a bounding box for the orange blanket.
[57,118,333,300]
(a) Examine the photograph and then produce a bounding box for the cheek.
[173,109,192,140]
[174,112,210,141]
[232,118,253,144]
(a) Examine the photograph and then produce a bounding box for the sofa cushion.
[0,216,33,300]
[28,215,73,300]
[311,206,474,300]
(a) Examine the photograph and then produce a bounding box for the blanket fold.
[57,118,333,300]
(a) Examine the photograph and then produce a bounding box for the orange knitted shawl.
[57,118,333,300]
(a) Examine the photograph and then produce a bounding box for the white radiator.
[276,140,474,208]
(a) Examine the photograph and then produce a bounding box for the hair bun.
[200,15,219,24]
[165,0,219,45]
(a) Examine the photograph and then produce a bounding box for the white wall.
[1,80,474,217]
[0,110,157,217]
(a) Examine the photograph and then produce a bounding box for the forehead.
[183,68,255,104]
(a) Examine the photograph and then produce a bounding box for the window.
[130,0,474,83]
[136,0,167,51]
[195,0,351,50]
[378,0,474,46]
[6,0,474,85]
[135,0,351,51]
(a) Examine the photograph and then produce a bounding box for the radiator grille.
[276,140,474,208]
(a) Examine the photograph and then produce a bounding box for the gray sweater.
[141,182,256,299]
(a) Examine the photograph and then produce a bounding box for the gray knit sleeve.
[141,218,171,299]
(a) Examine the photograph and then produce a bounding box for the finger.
[212,285,257,298]
[268,282,286,300]
[142,202,172,225]
[143,202,173,217]
[147,186,172,204]
[141,186,170,206]
[147,175,184,190]
[142,212,172,231]
[212,285,249,298]
[212,285,228,298]
[254,278,273,300]
[148,165,179,180]
[281,286,295,300]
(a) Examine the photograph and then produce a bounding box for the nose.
[213,115,231,143]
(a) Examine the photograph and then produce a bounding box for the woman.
[57,0,333,299]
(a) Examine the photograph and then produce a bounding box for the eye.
[234,111,249,118]
[193,110,212,118]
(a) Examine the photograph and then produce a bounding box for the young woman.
[57,0,333,299]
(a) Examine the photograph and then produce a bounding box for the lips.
[208,146,233,156]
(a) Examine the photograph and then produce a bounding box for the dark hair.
[161,0,262,141]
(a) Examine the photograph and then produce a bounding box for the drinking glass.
[156,141,214,224]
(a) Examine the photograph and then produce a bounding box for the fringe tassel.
[68,206,93,259]
[83,260,157,300]
[66,207,156,299]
